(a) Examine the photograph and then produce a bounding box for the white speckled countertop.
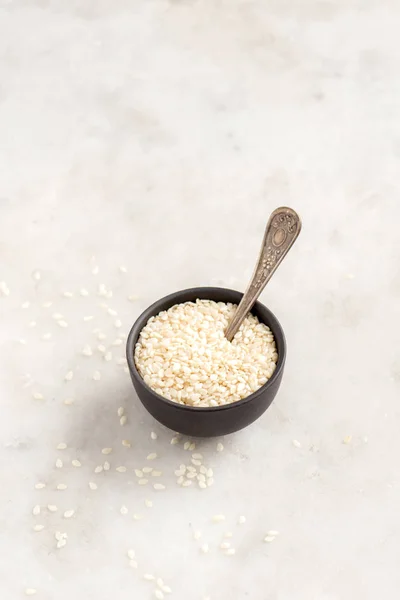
[1,1,400,599]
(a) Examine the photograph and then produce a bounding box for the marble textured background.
[0,1,399,599]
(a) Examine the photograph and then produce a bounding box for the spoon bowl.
[126,287,286,437]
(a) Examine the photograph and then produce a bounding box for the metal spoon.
[225,207,302,342]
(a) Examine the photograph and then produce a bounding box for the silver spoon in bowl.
[225,207,302,342]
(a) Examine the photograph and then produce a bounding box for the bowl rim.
[126,286,286,413]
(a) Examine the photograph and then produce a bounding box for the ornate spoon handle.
[225,207,301,342]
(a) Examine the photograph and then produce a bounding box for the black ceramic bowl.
[126,287,286,437]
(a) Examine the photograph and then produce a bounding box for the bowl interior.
[126,287,286,411]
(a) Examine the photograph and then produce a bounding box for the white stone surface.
[1,1,399,599]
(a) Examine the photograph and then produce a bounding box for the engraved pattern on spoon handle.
[225,207,301,342]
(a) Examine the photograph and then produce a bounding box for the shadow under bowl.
[126,287,286,437]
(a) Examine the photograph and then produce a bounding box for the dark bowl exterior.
[126,287,286,437]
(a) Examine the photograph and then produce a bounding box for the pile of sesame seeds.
[134,299,278,407]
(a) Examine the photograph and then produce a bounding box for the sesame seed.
[127,549,135,560]
[102,447,112,455]
[151,470,162,477]
[57,442,67,450]
[138,479,148,485]
[64,398,74,405]
[153,483,165,490]
[147,453,157,460]
[63,509,75,519]
[114,319,122,328]
[133,513,142,520]
[142,467,153,473]
[116,466,127,473]
[201,543,209,554]
[225,548,236,555]
[264,535,276,543]
[25,588,37,596]
[42,333,52,340]
[238,516,246,524]
[103,461,110,471]
[155,589,164,599]
[65,371,73,381]
[97,344,106,353]
[266,530,280,536]
[0,281,10,296]
[189,442,196,451]
[89,482,97,490]
[292,439,302,448]
[162,585,172,594]
[32,392,44,400]
[52,313,64,320]
[183,442,190,450]
[128,295,139,301]
[32,505,41,516]
[145,499,153,508]
[343,435,352,444]
[112,339,123,346]
[191,459,202,466]
[47,505,58,512]
[72,459,81,467]
[19,339,27,344]
[94,466,103,473]
[207,478,214,486]
[217,443,224,452]
[56,484,67,490]
[62,291,73,298]
[192,453,203,460]
[120,505,128,515]
[58,320,68,328]
[199,481,207,489]
[104,351,112,362]
[119,266,128,273]
[120,416,127,426]
[22,301,30,308]
[212,515,225,523]
[33,524,44,532]
[28,321,36,328]
[93,370,101,381]
[92,266,99,275]
[84,315,94,321]
[55,459,63,468]
[144,574,155,581]
[35,483,46,490]
[97,332,107,340]
[193,530,202,540]
[220,542,231,549]
[170,436,179,445]
[42,301,52,307]
[224,531,233,538]
[122,439,131,448]
[182,480,192,487]
[82,345,93,356]
[80,288,89,296]
[33,270,41,281]
[117,407,124,417]
[151,431,158,440]
[107,308,118,316]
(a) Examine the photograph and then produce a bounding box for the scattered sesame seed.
[92,266,99,275]
[220,542,231,549]
[193,530,202,540]
[151,431,158,440]
[42,301,52,308]
[47,505,58,512]
[119,266,128,273]
[153,483,165,490]
[120,505,128,515]
[292,439,302,448]
[32,505,41,516]
[42,333,52,340]
[155,589,164,599]
[133,513,142,520]
[82,345,93,356]
[63,291,73,298]
[264,535,276,543]
[114,319,122,328]
[97,332,107,340]
[170,436,179,445]
[28,321,37,328]
[33,270,41,281]
[201,543,209,554]
[192,453,203,460]
[162,585,172,594]
[199,481,207,489]
[64,398,74,405]
[238,516,246,524]
[63,509,75,519]
[207,468,213,477]
[33,524,44,532]
[144,574,155,581]
[72,459,82,467]
[58,320,68,328]
[212,515,226,523]
[116,357,127,366]
[89,482,97,490]
[151,470,162,477]
[34,483,46,490]
[65,371,73,381]
[55,459,63,469]
[103,461,110,471]
[25,588,37,596]
[19,338,27,344]
[32,392,44,401]
[112,339,123,346]
[225,548,236,555]
[107,308,118,316]
[191,459,202,466]
[93,370,101,380]
[266,530,280,536]
[52,313,64,320]
[0,281,10,296]
[117,407,124,417]
[122,439,131,448]
[147,453,157,460]
[94,466,103,474]
[138,479,148,485]
[22,301,30,308]
[84,315,94,321]
[343,435,352,444]
[102,447,112,455]
[120,415,127,426]
[104,351,112,362]
[189,442,196,451]
[182,480,192,487]
[56,484,67,490]
[80,288,89,296]
[116,466,127,473]
[127,549,135,559]
[142,467,153,474]
[57,442,67,450]
[128,295,139,302]
[217,443,224,452]
[145,499,153,508]
[97,344,106,353]
[183,442,190,450]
